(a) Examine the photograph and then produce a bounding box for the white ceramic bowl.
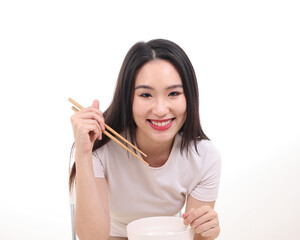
[126,216,194,240]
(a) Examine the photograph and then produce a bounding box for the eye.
[139,93,152,98]
[168,91,182,97]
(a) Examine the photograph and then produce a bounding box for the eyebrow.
[135,84,183,90]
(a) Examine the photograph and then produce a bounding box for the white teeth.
[151,119,172,126]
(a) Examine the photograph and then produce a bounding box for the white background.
[0,0,299,239]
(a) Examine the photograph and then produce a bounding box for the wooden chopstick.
[69,98,147,157]
[71,106,80,112]
[69,98,149,165]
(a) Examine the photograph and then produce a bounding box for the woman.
[70,39,221,240]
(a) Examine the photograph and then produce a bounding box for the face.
[132,59,187,145]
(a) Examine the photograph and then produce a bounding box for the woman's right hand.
[70,99,105,154]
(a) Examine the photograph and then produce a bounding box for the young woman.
[70,39,221,240]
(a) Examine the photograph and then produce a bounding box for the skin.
[70,59,220,240]
[132,59,187,167]
[71,101,110,240]
[133,59,220,240]
[184,197,220,240]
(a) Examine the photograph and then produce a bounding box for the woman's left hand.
[182,205,220,239]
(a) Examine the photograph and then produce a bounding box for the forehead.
[135,59,182,86]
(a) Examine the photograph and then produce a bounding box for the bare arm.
[184,195,220,240]
[71,99,110,240]
[74,151,110,240]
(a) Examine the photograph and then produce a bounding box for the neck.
[135,132,175,167]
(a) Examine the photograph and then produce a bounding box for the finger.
[86,119,102,139]
[88,122,102,141]
[92,99,99,109]
[75,119,102,138]
[98,111,105,131]
[193,218,218,234]
[201,226,220,238]
[90,100,105,131]
[79,111,104,122]
[184,207,209,225]
[78,105,104,122]
[80,106,102,115]
[86,126,100,143]
[191,210,218,228]
[71,102,106,135]
[91,130,101,142]
[75,111,105,131]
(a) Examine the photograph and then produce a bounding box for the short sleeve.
[190,147,222,202]
[92,150,105,178]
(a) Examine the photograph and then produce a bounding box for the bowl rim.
[126,216,191,237]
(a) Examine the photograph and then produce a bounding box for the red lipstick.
[147,118,174,131]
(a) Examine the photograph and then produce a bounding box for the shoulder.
[175,132,220,158]
[180,135,221,167]
[175,133,220,162]
[92,137,132,166]
[92,139,116,161]
[195,139,220,158]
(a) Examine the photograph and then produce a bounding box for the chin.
[150,131,177,143]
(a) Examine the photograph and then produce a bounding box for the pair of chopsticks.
[68,98,148,165]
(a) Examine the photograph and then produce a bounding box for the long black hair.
[69,39,208,190]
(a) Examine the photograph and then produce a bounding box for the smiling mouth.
[147,118,175,130]
[148,119,173,126]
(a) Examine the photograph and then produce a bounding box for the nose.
[152,97,169,116]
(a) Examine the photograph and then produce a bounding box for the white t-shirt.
[92,133,221,237]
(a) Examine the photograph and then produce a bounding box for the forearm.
[74,151,110,240]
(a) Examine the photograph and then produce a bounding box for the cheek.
[177,98,187,118]
[179,104,187,115]
[132,98,145,121]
